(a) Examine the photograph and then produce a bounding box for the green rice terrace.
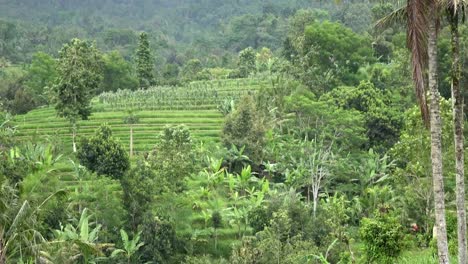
[13,78,271,153]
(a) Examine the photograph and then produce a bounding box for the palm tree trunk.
[428,7,450,264]
[449,9,466,264]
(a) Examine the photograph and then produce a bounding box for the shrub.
[238,47,256,78]
[139,214,180,263]
[360,211,405,263]
[121,159,155,231]
[149,125,197,192]
[77,124,130,179]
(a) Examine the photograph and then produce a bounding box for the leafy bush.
[77,124,130,179]
[139,214,180,263]
[360,211,405,263]
[150,125,197,192]
[121,160,155,231]
[238,47,256,78]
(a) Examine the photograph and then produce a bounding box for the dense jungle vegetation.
[1,0,468,263]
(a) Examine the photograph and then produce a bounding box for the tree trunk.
[214,228,218,252]
[72,124,77,153]
[313,192,318,219]
[130,126,133,158]
[449,10,467,264]
[428,9,450,264]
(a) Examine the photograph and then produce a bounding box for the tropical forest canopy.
[0,0,467,263]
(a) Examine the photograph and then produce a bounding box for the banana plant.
[50,208,111,263]
[236,165,255,196]
[110,229,144,264]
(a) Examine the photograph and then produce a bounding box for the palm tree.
[445,1,468,262]
[427,2,450,262]
[377,1,450,262]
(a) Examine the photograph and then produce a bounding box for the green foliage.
[0,147,30,185]
[370,3,397,63]
[111,229,144,263]
[211,211,222,230]
[160,63,180,86]
[230,230,320,264]
[136,32,155,88]
[181,59,205,82]
[184,255,228,264]
[150,125,197,192]
[0,67,38,114]
[2,2,462,263]
[284,87,366,150]
[0,176,64,263]
[339,3,372,34]
[360,211,405,263]
[390,100,454,237]
[52,38,103,124]
[120,160,155,231]
[103,28,138,52]
[122,111,139,125]
[255,47,273,72]
[48,208,108,263]
[322,81,403,152]
[217,98,235,116]
[100,50,138,92]
[0,111,15,149]
[298,20,374,92]
[25,52,58,105]
[222,94,266,165]
[66,160,126,243]
[238,47,256,78]
[77,124,130,179]
[139,214,179,264]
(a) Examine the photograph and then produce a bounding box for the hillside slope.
[14,78,271,153]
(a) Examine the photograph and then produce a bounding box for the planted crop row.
[98,78,268,111]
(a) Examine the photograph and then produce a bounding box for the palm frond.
[375,1,430,126]
[440,0,468,14]
[407,0,430,126]
[375,6,407,30]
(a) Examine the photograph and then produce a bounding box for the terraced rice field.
[14,78,271,153]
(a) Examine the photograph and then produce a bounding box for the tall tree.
[427,2,450,263]
[238,47,256,78]
[377,2,450,261]
[52,38,103,152]
[136,32,155,89]
[446,1,467,262]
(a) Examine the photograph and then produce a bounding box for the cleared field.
[14,78,271,153]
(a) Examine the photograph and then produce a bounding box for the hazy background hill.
[0,0,373,64]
